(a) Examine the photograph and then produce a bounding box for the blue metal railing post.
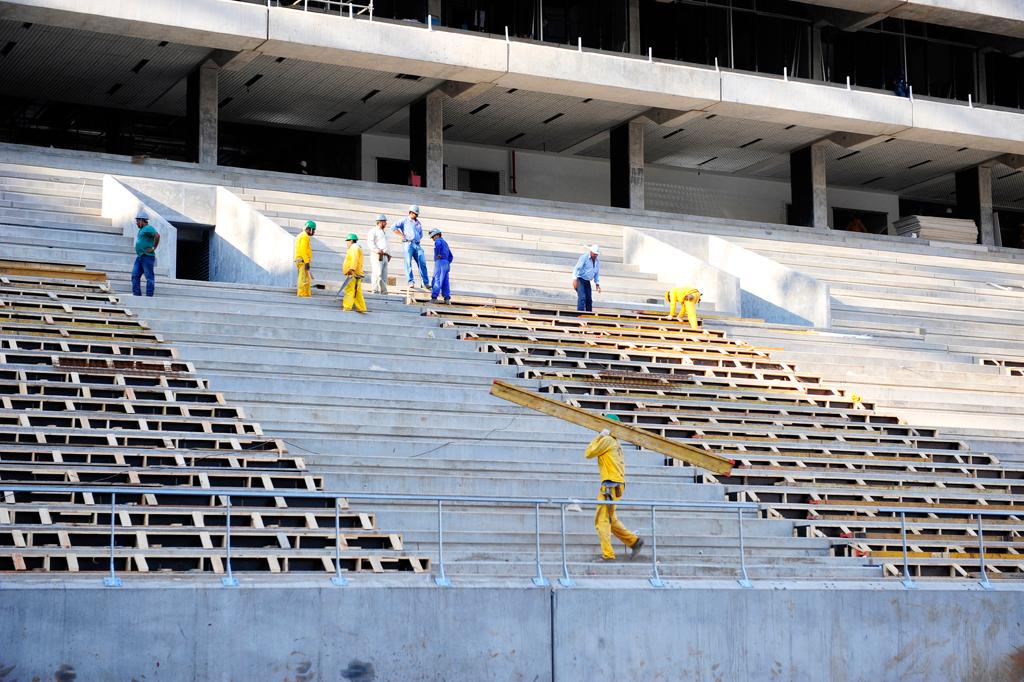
[532,502,549,587]
[900,512,915,589]
[331,497,348,586]
[649,506,665,588]
[737,507,752,588]
[222,496,239,586]
[558,503,575,587]
[434,500,451,587]
[103,493,121,587]
[977,515,992,590]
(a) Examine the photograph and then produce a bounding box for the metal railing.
[0,484,758,589]
[876,506,1013,591]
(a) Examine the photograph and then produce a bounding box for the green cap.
[346,233,358,242]
[304,220,317,230]
[603,413,621,422]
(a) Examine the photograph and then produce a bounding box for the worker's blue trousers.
[131,254,156,297]
[576,278,593,311]
[403,241,430,286]
[431,259,451,300]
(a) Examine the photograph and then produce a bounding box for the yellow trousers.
[342,276,367,312]
[595,483,638,560]
[296,263,311,298]
[670,295,700,330]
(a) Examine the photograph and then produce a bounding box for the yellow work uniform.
[341,243,367,312]
[666,286,702,330]
[294,232,312,297]
[585,433,639,560]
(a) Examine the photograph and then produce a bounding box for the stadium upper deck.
[1,0,1023,247]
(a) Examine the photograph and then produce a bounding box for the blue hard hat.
[408,205,421,215]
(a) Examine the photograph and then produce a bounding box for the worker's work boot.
[628,537,645,561]
[443,297,451,305]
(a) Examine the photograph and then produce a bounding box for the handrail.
[2,483,760,589]
[871,507,1007,590]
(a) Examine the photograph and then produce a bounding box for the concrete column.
[789,142,828,229]
[410,90,444,189]
[427,0,441,23]
[811,27,824,81]
[186,60,219,167]
[627,0,641,55]
[955,164,996,245]
[610,119,645,210]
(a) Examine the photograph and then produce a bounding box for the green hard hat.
[346,233,358,242]
[304,220,317,230]
[603,413,621,422]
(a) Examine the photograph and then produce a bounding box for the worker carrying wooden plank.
[665,286,702,331]
[586,413,644,562]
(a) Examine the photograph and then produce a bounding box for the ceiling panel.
[0,20,210,114]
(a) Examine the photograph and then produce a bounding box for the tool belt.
[600,481,623,500]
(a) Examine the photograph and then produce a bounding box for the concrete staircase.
[113,278,879,580]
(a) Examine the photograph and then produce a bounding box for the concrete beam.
[826,132,889,151]
[439,80,494,102]
[642,109,706,128]
[210,49,261,72]
[997,153,1024,170]
[0,0,268,51]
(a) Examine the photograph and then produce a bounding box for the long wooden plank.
[490,379,734,475]
[0,261,107,282]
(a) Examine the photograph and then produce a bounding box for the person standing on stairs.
[340,233,367,313]
[294,220,316,298]
[131,212,160,297]
[429,228,453,304]
[392,204,430,290]
[665,286,702,331]
[572,244,601,312]
[368,214,391,295]
[586,413,644,562]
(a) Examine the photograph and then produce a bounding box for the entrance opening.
[175,223,213,282]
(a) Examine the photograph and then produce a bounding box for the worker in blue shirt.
[391,204,430,289]
[429,228,453,304]
[572,244,601,312]
[131,212,160,297]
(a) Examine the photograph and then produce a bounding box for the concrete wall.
[2,583,1022,681]
[622,226,741,316]
[212,187,297,287]
[629,227,830,327]
[101,175,178,278]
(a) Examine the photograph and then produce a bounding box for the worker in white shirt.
[368,213,391,295]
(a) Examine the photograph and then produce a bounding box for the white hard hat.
[589,244,600,254]
[376,214,387,222]
[408,204,421,215]
[135,212,149,221]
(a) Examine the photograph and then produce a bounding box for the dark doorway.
[997,210,1024,249]
[458,167,501,195]
[175,223,212,282]
[377,157,413,186]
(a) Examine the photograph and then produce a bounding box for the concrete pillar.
[610,119,644,210]
[811,27,824,81]
[628,0,641,55]
[410,90,444,189]
[427,0,441,22]
[186,60,219,167]
[955,164,996,245]
[790,142,828,229]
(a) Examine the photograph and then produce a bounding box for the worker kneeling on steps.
[665,286,702,331]
[340,233,367,313]
[586,413,644,562]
